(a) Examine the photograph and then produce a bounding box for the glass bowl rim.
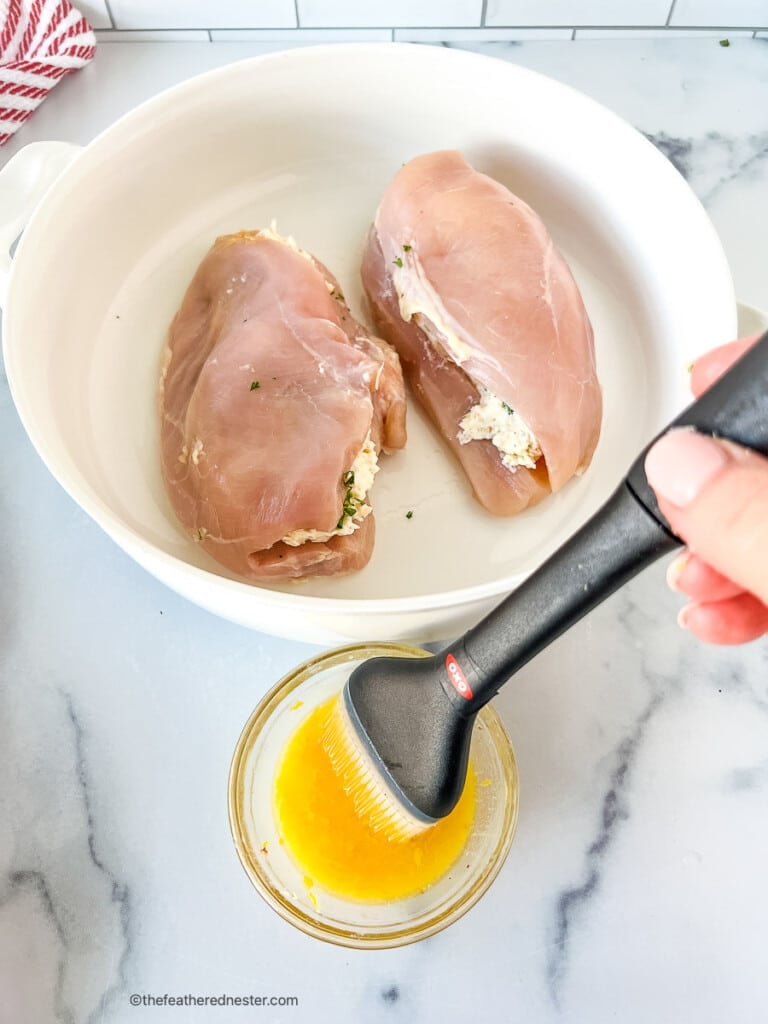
[228,641,520,949]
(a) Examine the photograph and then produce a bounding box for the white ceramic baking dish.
[0,44,737,644]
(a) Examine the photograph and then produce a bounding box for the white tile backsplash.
[486,0,673,26]
[109,0,296,31]
[395,27,574,40]
[83,0,768,37]
[671,0,768,27]
[297,0,482,28]
[78,0,112,29]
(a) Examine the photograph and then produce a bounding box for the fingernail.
[645,430,730,507]
[677,604,694,630]
[667,553,689,591]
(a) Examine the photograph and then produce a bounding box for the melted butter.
[273,697,476,903]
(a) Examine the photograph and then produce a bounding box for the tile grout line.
[572,25,759,33]
[93,23,768,36]
[666,0,678,26]
[445,21,762,29]
[294,0,300,29]
[480,0,488,28]
[102,0,115,30]
[94,29,212,37]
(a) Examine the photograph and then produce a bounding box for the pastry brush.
[323,332,768,841]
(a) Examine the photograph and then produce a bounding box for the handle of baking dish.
[736,300,768,338]
[0,141,82,310]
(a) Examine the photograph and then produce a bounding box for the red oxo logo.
[445,654,473,700]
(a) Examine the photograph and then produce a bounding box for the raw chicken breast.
[160,230,406,580]
[361,151,602,516]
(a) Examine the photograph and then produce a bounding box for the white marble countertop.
[1,37,767,1024]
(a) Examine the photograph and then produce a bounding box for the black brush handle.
[446,331,768,708]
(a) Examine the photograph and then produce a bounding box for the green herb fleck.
[250,380,260,391]
[393,256,403,268]
[336,470,360,529]
[719,38,730,46]
[405,510,414,520]
[331,290,346,302]
[687,362,695,374]
[502,401,514,415]
[402,244,412,252]
[336,508,357,529]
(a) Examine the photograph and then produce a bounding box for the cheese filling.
[391,250,542,473]
[281,435,379,547]
[458,386,541,470]
[257,222,314,263]
[391,255,474,363]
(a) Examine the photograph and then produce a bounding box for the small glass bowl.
[228,642,519,949]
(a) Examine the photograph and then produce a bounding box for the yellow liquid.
[273,696,476,902]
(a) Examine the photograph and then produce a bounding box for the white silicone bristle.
[321,693,432,843]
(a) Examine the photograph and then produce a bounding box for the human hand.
[644,336,768,645]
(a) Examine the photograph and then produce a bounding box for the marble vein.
[380,985,400,1004]
[643,130,693,179]
[0,870,73,1024]
[546,687,665,1006]
[64,694,133,1024]
[646,129,768,205]
[691,637,768,717]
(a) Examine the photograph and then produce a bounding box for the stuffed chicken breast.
[160,229,406,580]
[361,150,602,516]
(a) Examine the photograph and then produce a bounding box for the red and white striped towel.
[0,0,96,145]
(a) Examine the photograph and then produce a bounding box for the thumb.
[645,429,768,606]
